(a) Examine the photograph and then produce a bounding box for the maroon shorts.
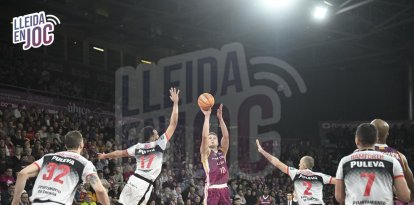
[205,187,231,205]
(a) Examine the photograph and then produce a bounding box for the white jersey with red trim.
[287,167,332,205]
[336,150,404,205]
[127,133,168,181]
[30,151,97,205]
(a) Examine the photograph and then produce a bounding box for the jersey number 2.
[303,181,313,195]
[42,162,70,184]
[360,173,376,196]
[140,154,155,168]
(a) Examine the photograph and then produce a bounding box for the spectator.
[19,191,30,205]
[1,184,15,205]
[0,168,15,187]
[245,189,256,205]
[233,196,242,205]
[97,170,110,191]
[235,189,246,205]
[81,194,96,205]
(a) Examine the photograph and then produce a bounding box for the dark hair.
[65,131,83,149]
[209,132,217,137]
[356,123,378,146]
[140,126,155,142]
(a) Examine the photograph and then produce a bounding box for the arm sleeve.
[336,158,344,180]
[82,161,98,182]
[393,157,404,178]
[126,144,137,157]
[321,173,333,184]
[33,157,44,171]
[288,167,298,180]
[157,133,168,150]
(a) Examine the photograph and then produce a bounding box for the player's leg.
[118,184,139,205]
[207,189,220,205]
[218,187,232,205]
[136,184,153,205]
[118,176,147,205]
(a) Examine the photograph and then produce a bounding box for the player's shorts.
[394,199,406,205]
[204,184,231,205]
[119,174,154,205]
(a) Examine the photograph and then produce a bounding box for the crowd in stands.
[0,44,113,102]
[0,102,412,205]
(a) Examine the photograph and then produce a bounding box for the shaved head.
[370,119,389,144]
[300,156,314,170]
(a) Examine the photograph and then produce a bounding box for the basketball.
[198,93,215,111]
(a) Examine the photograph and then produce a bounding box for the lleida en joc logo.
[12,11,60,50]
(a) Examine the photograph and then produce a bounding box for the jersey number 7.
[42,162,70,184]
[360,173,376,196]
[140,154,155,169]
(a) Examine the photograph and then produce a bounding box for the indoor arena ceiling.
[2,0,414,69]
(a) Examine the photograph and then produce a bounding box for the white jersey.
[288,167,333,205]
[127,133,168,181]
[336,150,404,205]
[31,151,97,205]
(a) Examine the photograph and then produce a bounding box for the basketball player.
[11,131,110,205]
[335,123,411,204]
[256,139,335,205]
[200,104,231,205]
[98,87,179,205]
[256,187,275,205]
[371,119,414,202]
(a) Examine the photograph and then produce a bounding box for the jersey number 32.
[42,162,70,184]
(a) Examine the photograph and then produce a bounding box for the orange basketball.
[198,93,215,111]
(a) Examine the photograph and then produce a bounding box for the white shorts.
[119,175,153,205]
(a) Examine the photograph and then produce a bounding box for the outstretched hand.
[169,87,180,103]
[256,139,264,153]
[200,107,212,116]
[97,153,106,160]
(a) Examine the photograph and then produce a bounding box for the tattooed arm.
[87,174,110,205]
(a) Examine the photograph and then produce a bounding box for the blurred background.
[1,0,414,204]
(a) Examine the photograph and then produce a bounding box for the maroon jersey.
[202,149,229,186]
[374,144,405,169]
[259,195,272,204]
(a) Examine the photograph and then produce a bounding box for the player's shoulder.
[310,170,324,175]
[159,132,167,139]
[349,150,397,162]
[42,152,56,158]
[288,167,298,173]
[56,151,91,164]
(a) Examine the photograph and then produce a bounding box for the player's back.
[374,144,405,169]
[127,133,168,181]
[336,150,404,205]
[287,167,332,205]
[31,151,97,205]
[259,195,272,204]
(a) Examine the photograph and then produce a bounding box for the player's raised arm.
[217,104,229,156]
[256,139,288,174]
[98,150,129,159]
[400,153,414,202]
[165,87,180,140]
[200,107,212,156]
[86,173,110,205]
[12,163,40,205]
